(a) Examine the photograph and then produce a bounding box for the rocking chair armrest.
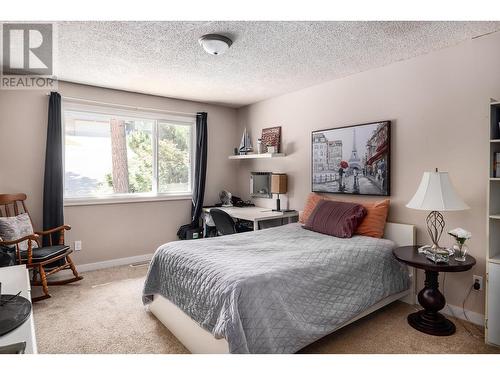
[35,225,71,235]
[0,234,40,246]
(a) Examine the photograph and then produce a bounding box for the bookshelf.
[487,100,500,346]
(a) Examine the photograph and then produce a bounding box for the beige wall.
[234,31,500,314]
[0,81,238,264]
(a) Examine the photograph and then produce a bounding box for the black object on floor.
[0,246,17,267]
[0,341,26,354]
[0,294,31,337]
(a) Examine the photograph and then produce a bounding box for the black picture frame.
[311,121,391,196]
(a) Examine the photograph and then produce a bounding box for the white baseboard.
[443,304,485,327]
[77,253,153,273]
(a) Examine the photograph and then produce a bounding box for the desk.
[0,265,37,353]
[203,206,298,231]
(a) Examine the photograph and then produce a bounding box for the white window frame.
[62,100,196,206]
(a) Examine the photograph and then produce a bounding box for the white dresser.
[0,265,37,353]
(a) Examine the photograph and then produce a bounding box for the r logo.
[2,23,53,75]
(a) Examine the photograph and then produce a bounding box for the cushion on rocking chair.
[20,245,69,262]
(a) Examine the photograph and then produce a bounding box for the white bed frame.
[148,222,416,354]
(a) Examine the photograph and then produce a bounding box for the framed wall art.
[311,121,390,196]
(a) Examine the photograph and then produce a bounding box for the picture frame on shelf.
[261,126,281,153]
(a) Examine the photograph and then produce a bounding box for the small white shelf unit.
[487,99,500,347]
[228,153,286,160]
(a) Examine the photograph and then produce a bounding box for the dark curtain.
[191,112,208,226]
[42,92,64,246]
[177,112,208,239]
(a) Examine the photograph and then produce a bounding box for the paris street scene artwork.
[311,121,390,196]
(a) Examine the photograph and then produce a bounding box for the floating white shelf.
[228,153,286,160]
[490,214,500,219]
[491,139,500,143]
[490,178,500,181]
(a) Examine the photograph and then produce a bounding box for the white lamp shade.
[406,171,469,211]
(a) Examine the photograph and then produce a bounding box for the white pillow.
[0,213,38,250]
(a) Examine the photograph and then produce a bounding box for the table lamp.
[271,174,287,212]
[406,169,469,256]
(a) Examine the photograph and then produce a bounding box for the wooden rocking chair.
[0,193,83,302]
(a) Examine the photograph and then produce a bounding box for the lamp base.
[425,248,450,263]
[272,196,281,212]
[426,210,445,248]
[418,245,452,262]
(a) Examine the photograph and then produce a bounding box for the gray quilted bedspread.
[142,223,409,354]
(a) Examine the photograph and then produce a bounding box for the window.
[63,102,194,204]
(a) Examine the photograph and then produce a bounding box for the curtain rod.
[45,93,198,117]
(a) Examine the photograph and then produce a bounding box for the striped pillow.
[303,200,367,238]
[354,199,390,238]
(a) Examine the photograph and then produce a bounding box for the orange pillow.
[354,199,390,239]
[299,193,322,223]
[300,193,389,238]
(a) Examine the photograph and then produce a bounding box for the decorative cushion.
[303,199,367,238]
[299,193,390,238]
[0,213,38,251]
[354,199,390,239]
[299,193,323,223]
[20,245,69,262]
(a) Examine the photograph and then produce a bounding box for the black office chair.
[210,209,253,236]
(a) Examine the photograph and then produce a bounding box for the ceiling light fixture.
[198,34,232,56]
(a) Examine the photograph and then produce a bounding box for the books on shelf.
[494,152,500,178]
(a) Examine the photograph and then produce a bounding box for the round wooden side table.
[393,246,476,336]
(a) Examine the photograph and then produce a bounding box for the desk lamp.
[271,174,287,212]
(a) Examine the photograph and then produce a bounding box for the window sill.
[64,194,192,207]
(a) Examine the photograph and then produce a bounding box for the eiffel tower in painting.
[348,128,362,171]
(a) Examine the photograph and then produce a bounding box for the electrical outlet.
[74,240,82,251]
[473,275,483,291]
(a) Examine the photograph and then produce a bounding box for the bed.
[142,222,415,354]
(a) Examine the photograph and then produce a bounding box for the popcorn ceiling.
[56,21,500,108]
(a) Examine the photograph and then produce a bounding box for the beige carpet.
[32,265,500,354]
